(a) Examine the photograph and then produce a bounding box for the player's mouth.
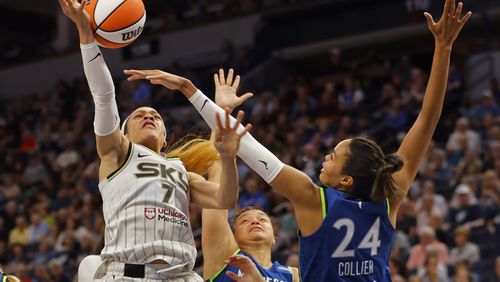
[142,121,157,129]
[249,226,264,232]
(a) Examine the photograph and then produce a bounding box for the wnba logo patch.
[144,208,156,220]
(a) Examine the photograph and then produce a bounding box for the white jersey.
[98,142,195,270]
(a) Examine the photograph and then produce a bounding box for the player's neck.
[139,140,162,154]
[241,245,273,269]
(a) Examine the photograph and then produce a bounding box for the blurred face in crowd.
[454,231,468,247]
[320,139,352,189]
[124,107,167,152]
[234,209,275,247]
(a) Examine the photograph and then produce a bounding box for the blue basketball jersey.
[207,249,294,282]
[299,187,395,282]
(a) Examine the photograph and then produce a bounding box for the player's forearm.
[419,46,451,125]
[215,157,239,208]
[80,42,120,136]
[189,90,284,184]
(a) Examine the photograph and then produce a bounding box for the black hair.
[341,137,404,202]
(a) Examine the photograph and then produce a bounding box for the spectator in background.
[416,180,448,218]
[449,227,480,266]
[446,118,481,155]
[417,247,450,282]
[452,260,476,282]
[407,226,449,271]
[472,90,500,121]
[29,213,50,244]
[238,174,269,210]
[8,216,29,246]
[449,184,483,230]
[423,148,453,191]
[338,77,364,113]
[452,151,482,187]
[490,257,500,282]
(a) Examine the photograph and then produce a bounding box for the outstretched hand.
[424,0,471,48]
[214,69,253,110]
[214,109,252,159]
[58,0,90,29]
[225,255,265,282]
[123,69,197,96]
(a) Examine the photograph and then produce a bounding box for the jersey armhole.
[320,188,327,219]
[385,197,391,216]
[209,248,241,281]
[107,142,133,180]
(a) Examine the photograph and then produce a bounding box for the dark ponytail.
[342,137,404,202]
[371,154,404,202]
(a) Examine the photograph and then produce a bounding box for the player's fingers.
[233,110,244,130]
[239,93,254,104]
[441,0,451,19]
[455,2,463,19]
[448,0,456,17]
[224,108,231,129]
[225,271,241,281]
[424,12,435,28]
[227,69,234,86]
[145,74,163,80]
[219,69,226,85]
[215,112,224,131]
[232,75,240,89]
[238,124,252,138]
[127,75,146,81]
[123,69,146,77]
[460,11,472,25]
[214,74,220,88]
[79,0,86,10]
[214,127,221,142]
[58,0,68,10]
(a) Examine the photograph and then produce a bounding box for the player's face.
[319,139,351,187]
[234,210,274,246]
[126,107,166,149]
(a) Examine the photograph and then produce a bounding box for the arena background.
[0,0,499,281]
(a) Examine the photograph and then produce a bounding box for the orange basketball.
[84,0,146,49]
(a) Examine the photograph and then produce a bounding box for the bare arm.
[201,160,239,280]
[190,110,251,209]
[290,267,300,282]
[392,0,471,209]
[123,69,324,234]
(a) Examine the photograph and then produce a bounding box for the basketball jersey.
[99,142,196,269]
[207,249,293,282]
[299,187,395,282]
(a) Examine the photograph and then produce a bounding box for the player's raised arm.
[59,0,128,179]
[200,159,240,280]
[123,68,323,234]
[392,0,471,207]
[189,110,251,209]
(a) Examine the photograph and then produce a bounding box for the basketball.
[84,0,146,49]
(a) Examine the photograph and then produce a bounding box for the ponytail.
[342,137,404,202]
[371,154,404,202]
[164,135,220,175]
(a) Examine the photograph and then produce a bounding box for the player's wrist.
[179,79,197,98]
[77,25,95,44]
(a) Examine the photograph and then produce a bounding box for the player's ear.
[340,175,353,187]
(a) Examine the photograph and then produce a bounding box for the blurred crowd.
[0,0,305,66]
[1,41,500,282]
